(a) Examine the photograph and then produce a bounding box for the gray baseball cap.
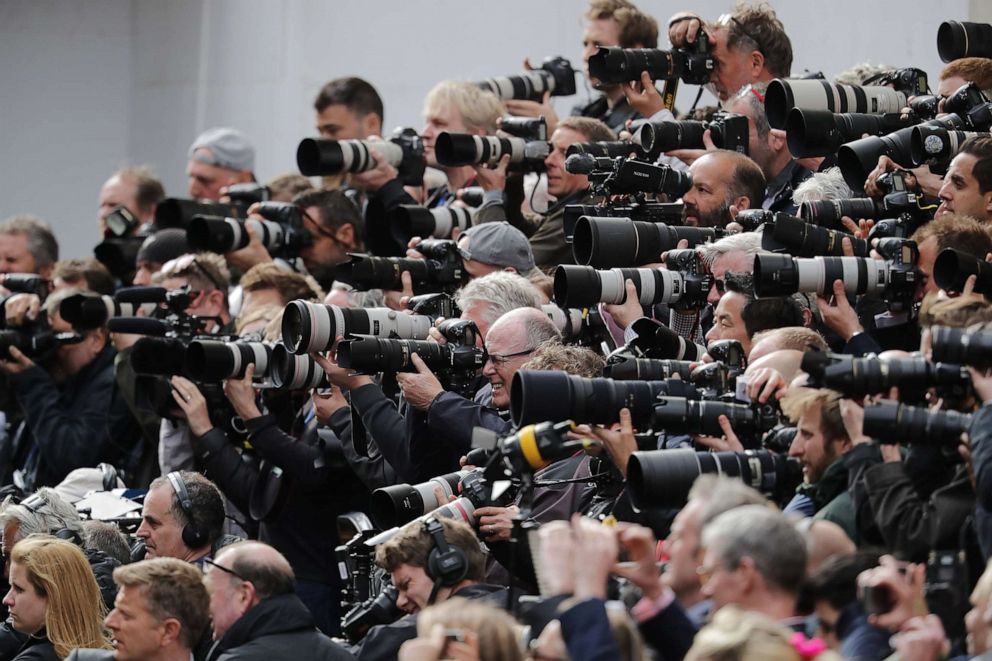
[188,127,255,172]
[459,222,535,272]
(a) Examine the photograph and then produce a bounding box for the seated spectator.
[135,471,226,563]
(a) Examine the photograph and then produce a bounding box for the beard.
[683,200,734,228]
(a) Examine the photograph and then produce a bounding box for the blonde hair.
[423,81,503,134]
[686,606,841,661]
[416,598,525,661]
[11,535,111,658]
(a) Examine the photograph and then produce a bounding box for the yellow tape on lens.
[518,425,544,470]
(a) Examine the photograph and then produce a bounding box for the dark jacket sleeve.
[349,384,414,482]
[426,391,510,456]
[637,598,698,661]
[474,176,538,236]
[193,427,259,514]
[10,362,117,481]
[863,461,974,561]
[558,598,622,661]
[329,408,398,490]
[843,332,883,357]
[970,404,992,512]
[242,414,339,492]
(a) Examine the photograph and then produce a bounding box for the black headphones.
[19,492,81,545]
[167,472,208,549]
[423,517,468,591]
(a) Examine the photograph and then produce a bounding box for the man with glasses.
[203,541,352,660]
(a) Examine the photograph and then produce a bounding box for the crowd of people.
[1,1,992,659]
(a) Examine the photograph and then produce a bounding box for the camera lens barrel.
[185,340,272,382]
[933,248,992,296]
[785,109,915,159]
[837,128,917,190]
[131,337,188,376]
[187,215,285,254]
[765,79,908,130]
[571,217,716,268]
[931,326,992,369]
[390,205,473,243]
[478,71,555,100]
[587,47,677,84]
[369,471,470,529]
[337,338,465,374]
[938,21,992,62]
[281,301,434,355]
[637,120,706,155]
[911,126,982,167]
[271,344,327,390]
[435,133,529,167]
[753,254,886,298]
[553,265,687,308]
[799,199,878,232]
[761,213,869,257]
[296,138,404,176]
[603,356,694,381]
[862,401,972,445]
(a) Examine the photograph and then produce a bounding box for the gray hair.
[455,272,541,327]
[792,167,853,205]
[82,520,132,566]
[701,505,807,595]
[688,476,773,528]
[520,309,563,348]
[729,84,770,139]
[833,62,895,87]
[0,214,58,270]
[696,232,767,270]
[0,488,82,542]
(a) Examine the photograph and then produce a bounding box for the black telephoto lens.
[587,47,676,84]
[933,248,992,296]
[572,217,717,268]
[862,401,972,445]
[785,109,915,159]
[938,21,992,62]
[760,213,869,257]
[602,356,694,381]
[131,337,188,376]
[930,326,992,369]
[799,199,878,232]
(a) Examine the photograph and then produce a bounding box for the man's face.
[937,153,992,221]
[699,545,746,611]
[241,287,286,316]
[707,251,753,306]
[204,555,248,641]
[316,103,366,140]
[705,291,750,354]
[132,261,160,287]
[298,207,352,282]
[187,155,243,202]
[422,103,469,169]
[0,233,38,275]
[789,404,840,483]
[135,484,189,560]
[105,585,171,661]
[99,174,141,235]
[708,27,759,102]
[938,75,968,113]
[545,127,590,199]
[663,500,705,600]
[3,561,48,635]
[582,18,622,89]
[391,563,436,615]
[683,155,736,228]
[481,320,533,410]
[457,235,503,280]
[915,236,940,300]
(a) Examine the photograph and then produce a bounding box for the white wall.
[0,0,975,258]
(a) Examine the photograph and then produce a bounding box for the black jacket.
[9,630,57,661]
[64,651,115,661]
[0,345,132,489]
[207,594,354,661]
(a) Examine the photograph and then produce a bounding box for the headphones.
[423,517,468,594]
[167,472,208,550]
[19,492,81,545]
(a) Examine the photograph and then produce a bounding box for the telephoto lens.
[820,356,969,398]
[563,203,684,242]
[184,340,272,383]
[862,401,972,446]
[281,301,434,355]
[933,248,992,296]
[785,108,916,159]
[187,216,289,254]
[764,79,908,130]
[626,448,802,509]
[753,254,913,298]
[938,21,992,62]
[572,217,719,268]
[434,133,550,171]
[510,370,669,429]
[911,126,985,169]
[336,338,486,375]
[369,471,472,529]
[344,242,465,294]
[602,355,694,381]
[759,212,869,258]
[476,56,576,99]
[554,265,705,310]
[567,141,646,160]
[154,198,246,229]
[931,326,992,369]
[622,317,706,361]
[130,337,189,377]
[270,344,328,390]
[798,198,879,232]
[297,138,403,176]
[59,293,157,331]
[637,114,749,157]
[389,205,473,243]
[650,397,779,437]
[587,47,680,84]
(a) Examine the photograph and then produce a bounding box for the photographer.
[667,3,793,104]
[704,272,804,358]
[96,165,165,239]
[475,116,614,269]
[314,77,384,142]
[938,57,992,108]
[683,150,766,229]
[0,288,132,490]
[0,215,58,281]
[185,127,255,202]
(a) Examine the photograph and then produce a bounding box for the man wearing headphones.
[135,471,226,563]
[352,518,502,661]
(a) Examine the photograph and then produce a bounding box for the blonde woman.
[686,606,842,661]
[2,536,111,660]
[399,598,525,661]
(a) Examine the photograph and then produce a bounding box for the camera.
[386,205,474,247]
[340,582,402,644]
[613,317,706,361]
[183,339,273,383]
[753,240,920,312]
[434,132,550,173]
[931,325,992,369]
[567,140,647,161]
[563,202,684,243]
[186,202,311,258]
[911,126,987,173]
[626,448,802,509]
[281,301,435,354]
[636,112,749,157]
[59,292,157,332]
[370,470,473,529]
[566,155,692,199]
[571,216,720,268]
[938,21,992,62]
[153,197,248,229]
[541,305,615,349]
[0,313,82,361]
[554,249,709,310]
[342,239,466,295]
[764,78,909,131]
[587,33,713,86]
[477,56,577,99]
[603,355,694,381]
[95,208,146,281]
[862,401,972,446]
[801,351,969,403]
[270,344,329,390]
[785,109,916,159]
[753,211,869,258]
[296,127,426,186]
[799,171,930,232]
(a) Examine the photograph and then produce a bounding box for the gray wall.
[0,0,974,259]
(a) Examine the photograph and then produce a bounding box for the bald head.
[797,518,855,575]
[216,541,295,600]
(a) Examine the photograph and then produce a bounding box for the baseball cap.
[459,222,535,272]
[188,127,255,172]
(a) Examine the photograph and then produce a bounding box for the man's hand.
[890,615,949,661]
[395,353,445,410]
[311,348,374,390]
[839,398,873,445]
[312,386,348,425]
[4,294,40,328]
[225,224,274,271]
[504,86,559,135]
[613,523,665,601]
[840,217,875,242]
[693,414,745,452]
[665,129,716,166]
[623,71,667,118]
[603,280,643,330]
[744,367,788,403]
[572,514,619,600]
[472,154,510,193]
[223,364,262,421]
[586,408,637,476]
[170,376,213,437]
[537,520,575,595]
[0,346,35,375]
[350,149,399,193]
[383,271,415,311]
[858,556,928,632]
[668,12,703,47]
[474,505,520,543]
[817,279,865,342]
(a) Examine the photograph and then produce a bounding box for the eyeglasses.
[486,347,536,367]
[203,557,250,583]
[302,209,348,248]
[716,13,766,56]
[162,254,225,292]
